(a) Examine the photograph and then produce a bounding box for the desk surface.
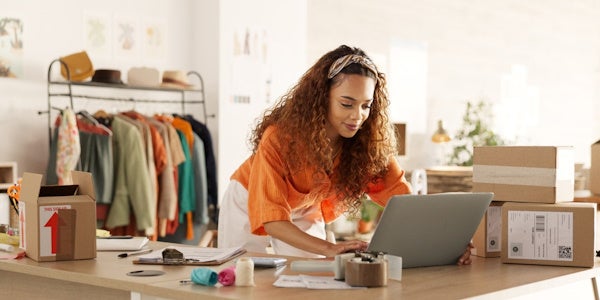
[1,241,599,300]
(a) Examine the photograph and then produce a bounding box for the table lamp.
[431,120,451,143]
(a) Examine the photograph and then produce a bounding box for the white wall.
[216,0,307,202]
[307,0,600,170]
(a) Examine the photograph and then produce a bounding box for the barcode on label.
[535,215,545,232]
[559,246,573,259]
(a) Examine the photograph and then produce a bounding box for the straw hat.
[161,70,193,89]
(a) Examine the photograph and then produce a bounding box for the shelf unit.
[44,59,213,144]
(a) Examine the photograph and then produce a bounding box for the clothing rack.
[43,58,215,145]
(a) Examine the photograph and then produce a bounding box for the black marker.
[118,248,152,258]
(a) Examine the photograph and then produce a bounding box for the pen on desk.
[118,248,152,258]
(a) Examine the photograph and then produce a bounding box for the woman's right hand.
[324,240,368,257]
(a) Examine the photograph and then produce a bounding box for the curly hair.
[250,45,397,213]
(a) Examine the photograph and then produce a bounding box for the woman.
[218,45,472,264]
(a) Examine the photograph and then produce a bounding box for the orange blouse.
[231,126,411,235]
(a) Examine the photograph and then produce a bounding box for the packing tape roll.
[345,257,388,287]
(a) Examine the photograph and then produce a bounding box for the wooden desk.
[1,241,599,300]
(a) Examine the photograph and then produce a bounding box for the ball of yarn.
[190,267,218,286]
[235,257,255,286]
[218,266,236,286]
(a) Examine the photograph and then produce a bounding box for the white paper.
[96,237,149,251]
[486,206,502,252]
[273,275,365,290]
[0,194,9,225]
[136,246,243,262]
[507,210,574,261]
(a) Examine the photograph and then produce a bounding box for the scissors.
[6,178,21,214]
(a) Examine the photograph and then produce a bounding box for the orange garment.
[231,126,411,236]
[171,117,194,152]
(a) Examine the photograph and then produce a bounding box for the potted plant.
[357,196,383,234]
[448,100,506,166]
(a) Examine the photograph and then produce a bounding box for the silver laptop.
[367,192,493,268]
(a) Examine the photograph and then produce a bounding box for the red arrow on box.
[44,212,59,254]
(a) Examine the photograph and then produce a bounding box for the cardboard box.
[501,202,596,267]
[574,195,600,250]
[590,140,600,195]
[472,201,504,258]
[19,171,96,261]
[472,146,574,203]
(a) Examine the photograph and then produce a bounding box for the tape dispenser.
[290,251,402,286]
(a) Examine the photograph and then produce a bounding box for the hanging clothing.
[191,132,209,225]
[56,108,81,184]
[78,127,113,205]
[183,114,218,223]
[146,118,178,237]
[105,116,154,233]
[176,130,196,240]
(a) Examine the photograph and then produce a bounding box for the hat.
[91,69,123,85]
[127,67,160,87]
[161,70,193,89]
[60,51,94,82]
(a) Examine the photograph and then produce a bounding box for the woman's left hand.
[457,242,474,265]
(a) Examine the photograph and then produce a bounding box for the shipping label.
[508,210,573,261]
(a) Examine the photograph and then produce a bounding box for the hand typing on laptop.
[457,242,475,265]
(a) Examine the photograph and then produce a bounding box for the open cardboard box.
[19,171,96,261]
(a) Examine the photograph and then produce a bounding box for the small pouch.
[60,51,94,82]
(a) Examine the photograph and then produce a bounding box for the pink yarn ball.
[218,266,236,286]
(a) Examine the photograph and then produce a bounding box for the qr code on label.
[558,246,572,259]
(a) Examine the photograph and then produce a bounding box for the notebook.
[367,192,493,268]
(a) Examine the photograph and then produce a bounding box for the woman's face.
[326,74,376,140]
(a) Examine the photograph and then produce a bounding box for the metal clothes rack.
[43,58,214,145]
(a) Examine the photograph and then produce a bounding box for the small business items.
[472,146,574,203]
[133,245,245,266]
[344,252,388,287]
[162,248,185,264]
[501,202,596,267]
[19,171,96,261]
[291,251,402,287]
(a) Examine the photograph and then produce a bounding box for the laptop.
[367,192,493,268]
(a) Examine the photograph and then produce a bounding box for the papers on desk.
[96,237,149,251]
[273,275,365,290]
[132,246,246,266]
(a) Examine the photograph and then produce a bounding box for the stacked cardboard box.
[590,141,600,195]
[471,146,596,267]
[471,201,504,258]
